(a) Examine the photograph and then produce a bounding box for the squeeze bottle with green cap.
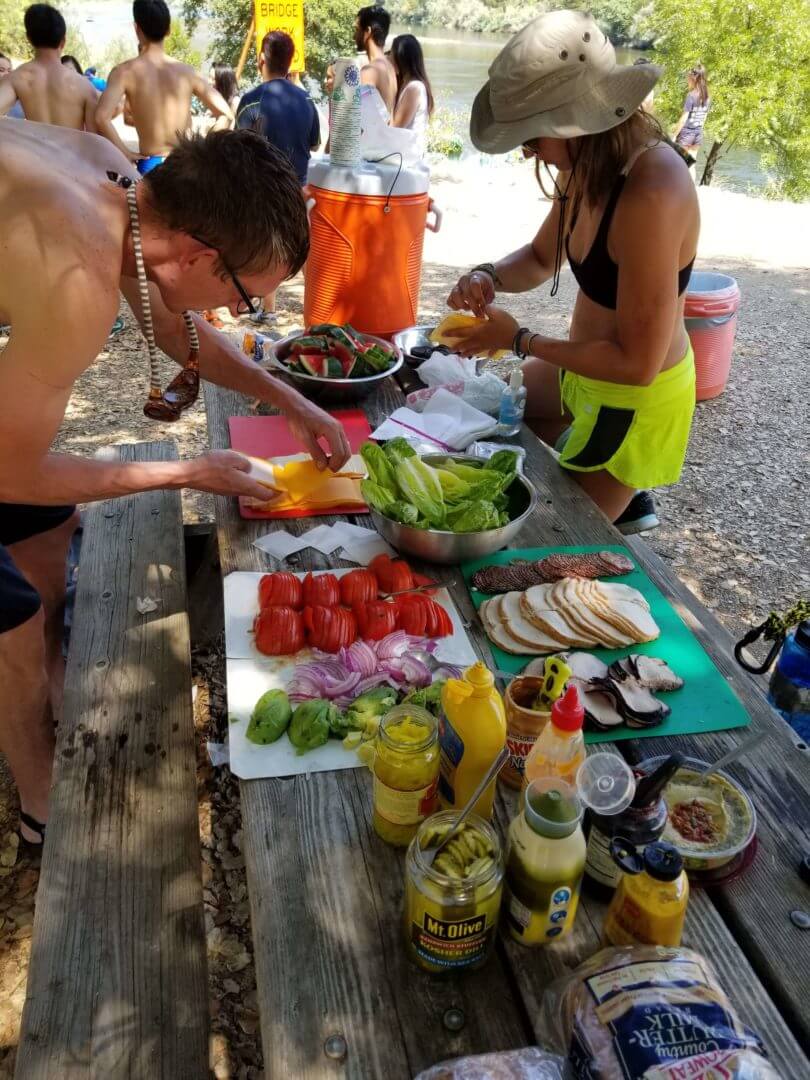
[522,685,585,789]
[438,662,506,819]
[504,777,586,946]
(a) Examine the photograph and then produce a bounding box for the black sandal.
[19,811,47,855]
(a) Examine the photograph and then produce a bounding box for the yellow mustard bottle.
[438,662,506,819]
[603,839,689,948]
[504,778,586,946]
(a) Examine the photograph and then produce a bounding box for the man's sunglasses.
[144,237,259,421]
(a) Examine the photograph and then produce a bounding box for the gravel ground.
[1,200,808,1076]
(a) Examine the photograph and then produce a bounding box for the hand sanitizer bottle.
[497,369,527,436]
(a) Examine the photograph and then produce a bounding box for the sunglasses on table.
[144,237,260,421]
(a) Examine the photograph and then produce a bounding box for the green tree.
[646,0,810,199]
[182,0,358,83]
[0,0,89,63]
[165,19,202,67]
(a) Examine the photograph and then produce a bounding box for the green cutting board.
[461,545,750,745]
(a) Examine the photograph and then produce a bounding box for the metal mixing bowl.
[267,330,403,403]
[369,454,537,565]
[392,325,436,366]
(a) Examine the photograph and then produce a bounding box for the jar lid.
[643,841,684,882]
[576,753,636,815]
[524,777,583,838]
[795,619,810,650]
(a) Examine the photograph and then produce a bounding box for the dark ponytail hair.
[390,34,434,117]
[689,63,709,105]
[211,62,238,104]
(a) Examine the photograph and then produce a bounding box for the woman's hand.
[447,271,496,317]
[446,305,520,358]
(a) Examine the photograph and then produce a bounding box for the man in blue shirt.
[236,31,319,322]
[236,31,320,185]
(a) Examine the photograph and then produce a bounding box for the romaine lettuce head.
[467,472,506,502]
[435,468,471,504]
[447,500,502,533]
[396,458,446,526]
[383,437,417,465]
[485,450,519,480]
[361,479,396,515]
[360,441,397,491]
[442,460,487,485]
[388,500,420,524]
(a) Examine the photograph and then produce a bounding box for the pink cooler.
[684,271,741,400]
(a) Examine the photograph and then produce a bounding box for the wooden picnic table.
[205,374,810,1079]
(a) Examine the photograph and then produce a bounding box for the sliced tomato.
[302,572,340,608]
[370,554,415,594]
[253,606,305,656]
[355,600,397,641]
[339,568,379,608]
[369,554,395,593]
[259,572,303,610]
[427,599,453,638]
[396,594,428,637]
[304,605,357,653]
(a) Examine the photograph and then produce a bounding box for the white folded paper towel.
[370,387,498,450]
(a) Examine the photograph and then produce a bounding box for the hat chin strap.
[535,155,577,297]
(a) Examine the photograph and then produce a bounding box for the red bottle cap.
[551,685,584,732]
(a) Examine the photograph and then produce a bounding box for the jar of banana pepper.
[372,705,440,847]
[404,811,504,973]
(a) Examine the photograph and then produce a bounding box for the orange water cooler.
[304,158,441,338]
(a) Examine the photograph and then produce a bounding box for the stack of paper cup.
[329,58,362,167]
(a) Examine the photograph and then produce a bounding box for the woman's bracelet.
[470,262,502,288]
[512,329,539,360]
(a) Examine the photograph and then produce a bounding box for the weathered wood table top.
[205,376,810,1079]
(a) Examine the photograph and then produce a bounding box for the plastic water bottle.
[497,369,526,436]
[768,621,810,741]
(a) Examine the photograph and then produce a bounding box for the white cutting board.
[223,570,477,780]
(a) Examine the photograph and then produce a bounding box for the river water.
[400,24,766,194]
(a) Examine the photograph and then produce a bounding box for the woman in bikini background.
[447,10,699,535]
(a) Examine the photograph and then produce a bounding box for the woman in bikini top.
[446,10,700,529]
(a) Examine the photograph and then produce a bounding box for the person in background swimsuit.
[95,0,233,175]
[672,64,711,179]
[0,5,98,130]
[447,12,699,534]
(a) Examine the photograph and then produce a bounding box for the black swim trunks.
[0,503,76,634]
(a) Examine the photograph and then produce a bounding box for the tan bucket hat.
[470,10,662,152]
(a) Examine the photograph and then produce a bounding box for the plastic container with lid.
[404,811,504,973]
[768,620,810,740]
[372,705,439,847]
[684,271,741,400]
[438,662,506,819]
[523,685,585,789]
[580,753,685,896]
[504,777,587,946]
[603,838,689,947]
[305,157,441,338]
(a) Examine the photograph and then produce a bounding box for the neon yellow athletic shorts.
[559,345,696,489]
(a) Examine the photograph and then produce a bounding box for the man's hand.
[184,450,279,500]
[449,305,520,358]
[281,393,352,471]
[447,271,496,317]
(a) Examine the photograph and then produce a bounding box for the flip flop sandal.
[108,316,125,339]
[19,810,46,856]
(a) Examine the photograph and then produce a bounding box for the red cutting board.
[229,411,372,519]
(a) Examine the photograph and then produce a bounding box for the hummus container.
[641,755,756,872]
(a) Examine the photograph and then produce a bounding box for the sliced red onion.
[343,640,377,678]
[433,665,462,681]
[374,631,411,660]
[398,655,432,687]
[353,672,397,695]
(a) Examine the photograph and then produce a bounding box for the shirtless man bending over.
[0,122,350,846]
[96,0,233,174]
[355,4,397,116]
[0,4,98,130]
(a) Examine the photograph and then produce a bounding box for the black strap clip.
[733,620,784,674]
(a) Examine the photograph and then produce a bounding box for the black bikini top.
[566,151,695,310]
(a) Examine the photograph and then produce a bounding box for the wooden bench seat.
[15,443,208,1080]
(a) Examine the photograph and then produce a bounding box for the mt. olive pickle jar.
[404,811,504,973]
[372,705,439,847]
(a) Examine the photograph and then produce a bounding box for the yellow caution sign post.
[254,0,305,72]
